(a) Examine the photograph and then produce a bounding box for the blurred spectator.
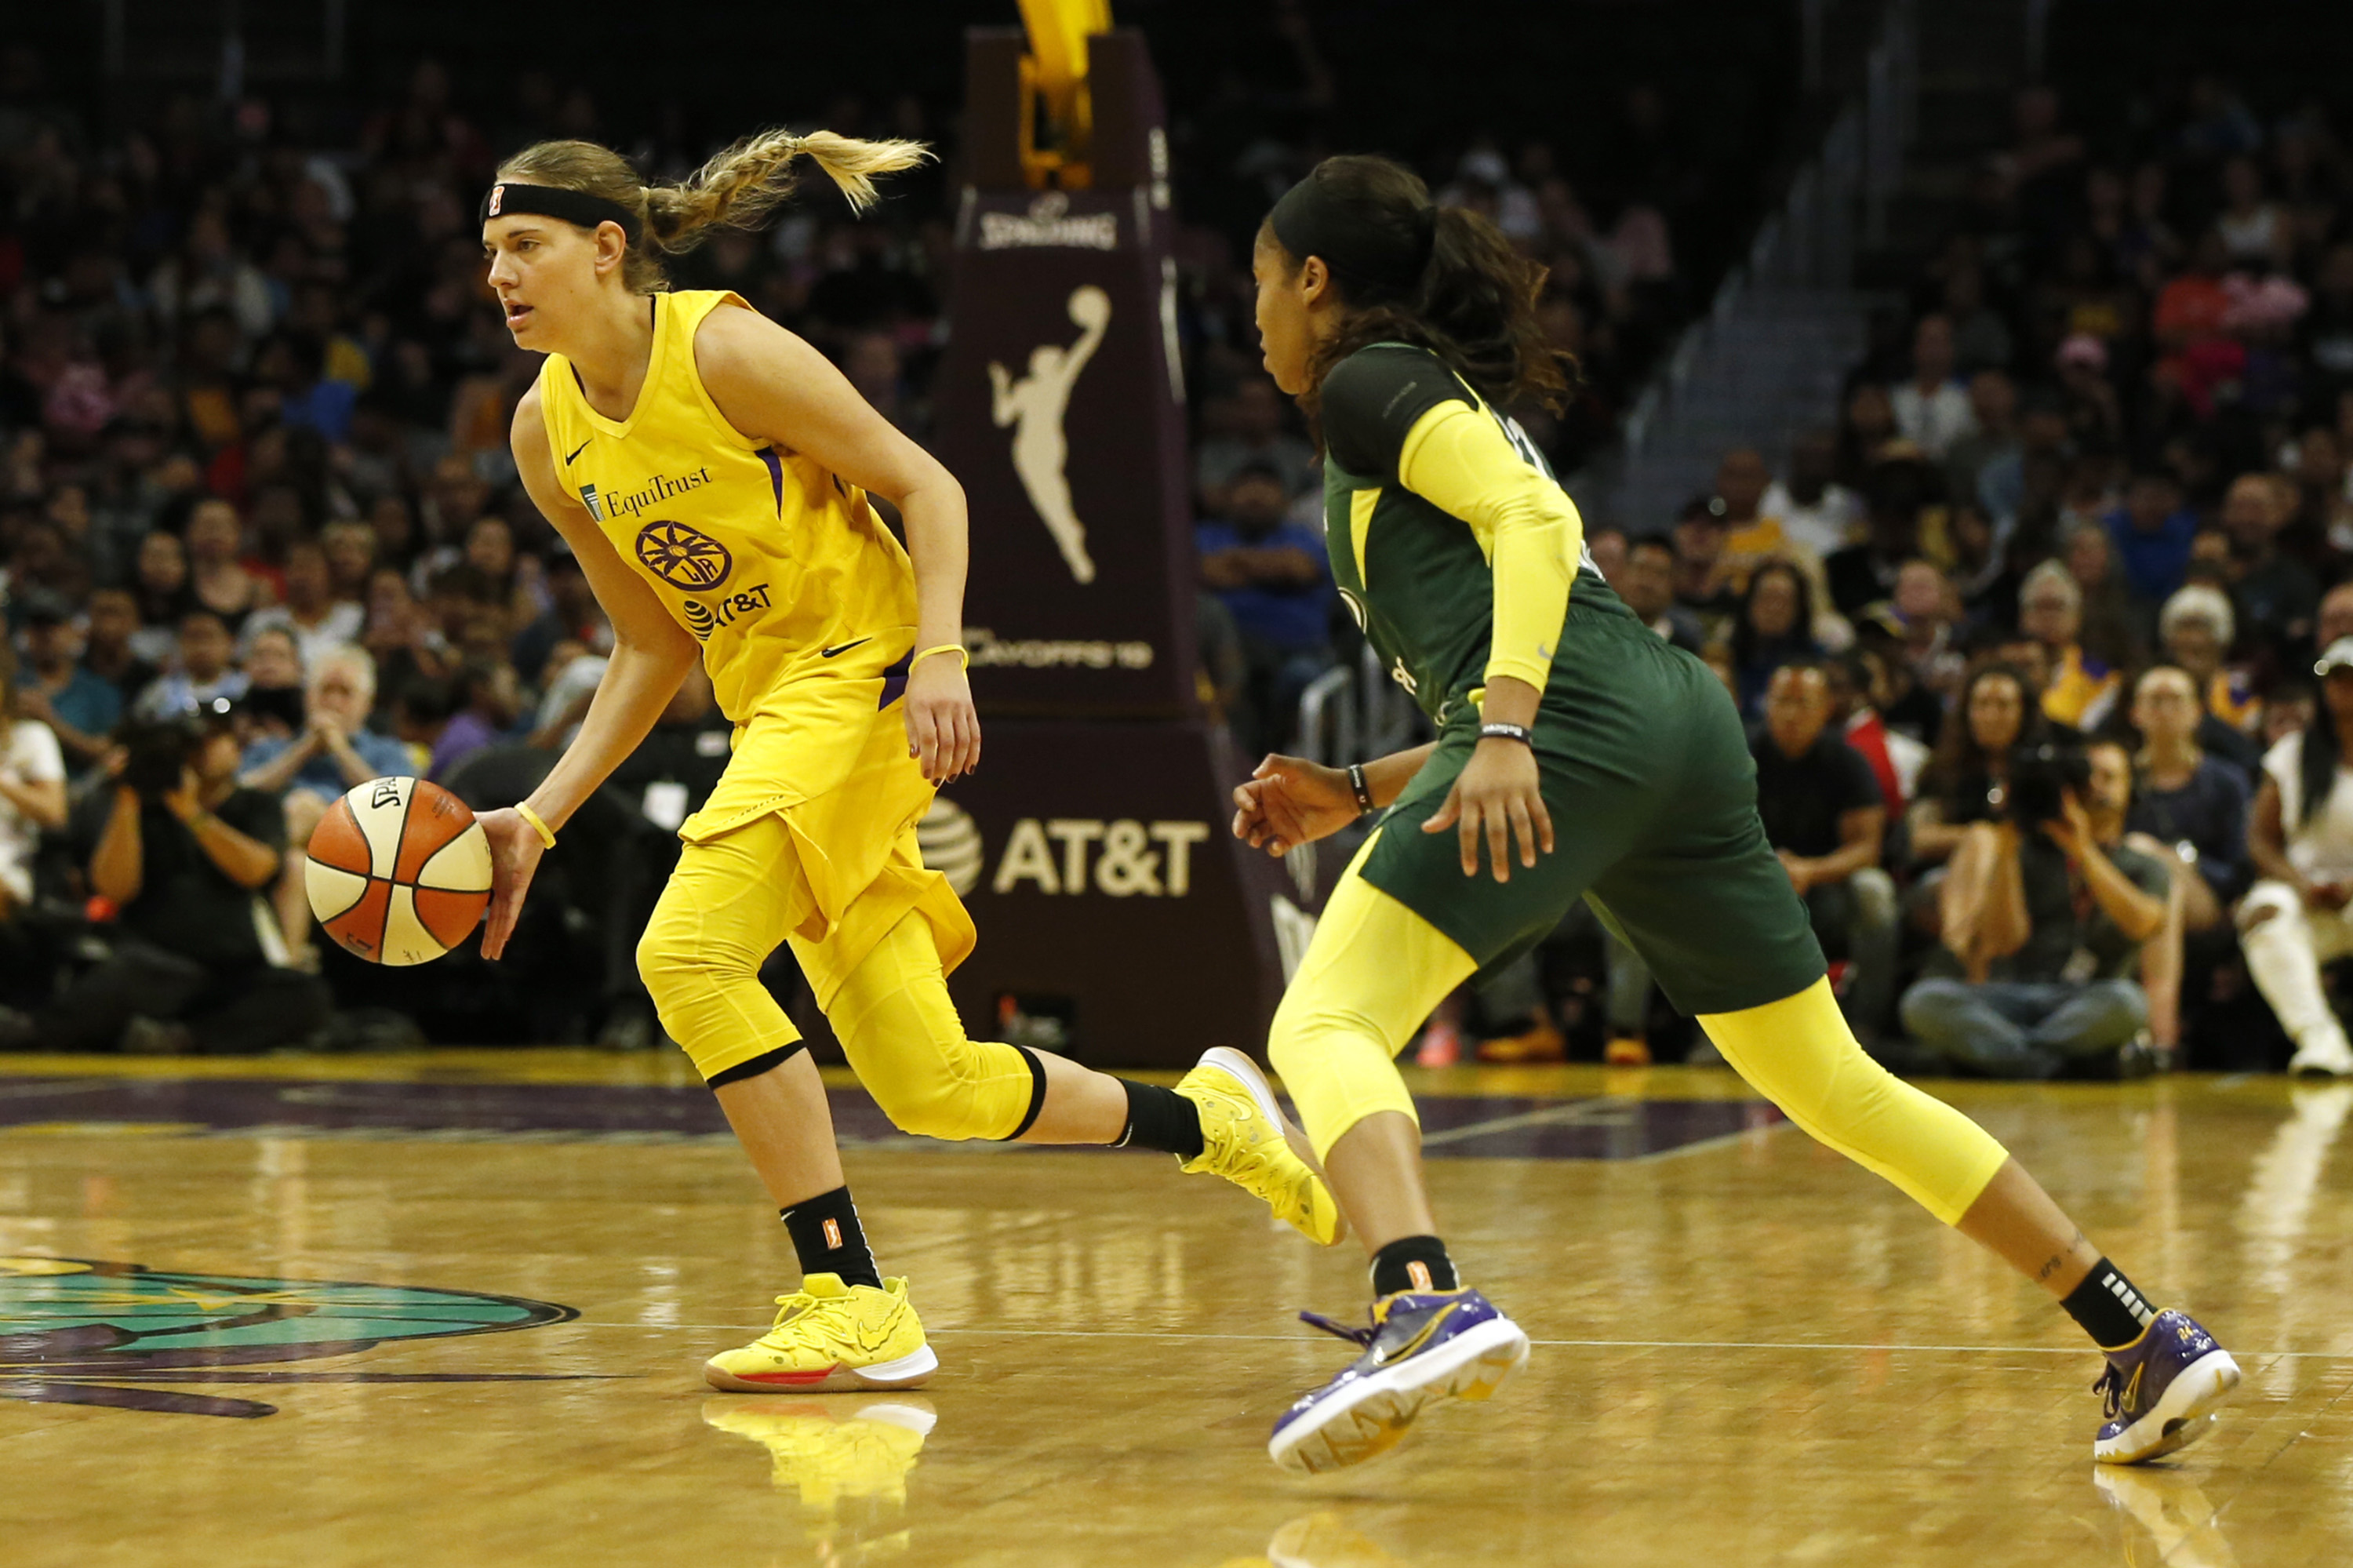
[240,625,308,744]
[82,589,157,707]
[128,531,194,666]
[1613,533,1705,653]
[238,537,363,669]
[1835,381,1899,487]
[2242,643,2353,1079]
[1727,560,1820,718]
[1888,315,1977,460]
[510,555,607,686]
[360,568,452,731]
[320,520,379,606]
[14,594,121,773]
[2217,473,2318,661]
[427,657,522,782]
[1196,462,1333,755]
[2126,665,2251,937]
[1900,740,2167,1077]
[1909,660,2044,865]
[1943,373,2020,529]
[1826,647,1930,813]
[2105,471,2196,610]
[0,641,67,921]
[15,701,331,1053]
[2020,556,2123,733]
[238,646,408,807]
[1670,496,1739,638]
[1760,428,1862,559]
[142,609,249,715]
[185,498,272,628]
[1751,662,1897,1041]
[1825,459,1930,620]
[2155,584,2264,774]
[1195,377,1316,509]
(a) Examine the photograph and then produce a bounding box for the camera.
[2002,743,2090,828]
[117,715,198,800]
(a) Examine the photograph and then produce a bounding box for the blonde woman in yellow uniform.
[472,130,1336,1393]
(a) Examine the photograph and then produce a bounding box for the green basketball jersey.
[1317,342,1635,725]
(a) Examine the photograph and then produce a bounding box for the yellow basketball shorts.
[637,709,1041,1143]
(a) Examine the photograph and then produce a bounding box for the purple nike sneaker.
[1268,1288,1529,1475]
[2093,1309,2242,1464]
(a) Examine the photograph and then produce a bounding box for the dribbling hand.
[904,657,980,784]
[477,806,545,961]
[1232,755,1358,857]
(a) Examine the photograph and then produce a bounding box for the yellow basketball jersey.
[533,289,918,726]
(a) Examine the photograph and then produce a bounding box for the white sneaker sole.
[1195,1047,1347,1246]
[703,1342,939,1394]
[1268,1315,1529,1475]
[2288,1052,2353,1078]
[2093,1349,2242,1464]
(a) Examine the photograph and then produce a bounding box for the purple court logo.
[0,1255,581,1417]
[635,518,733,591]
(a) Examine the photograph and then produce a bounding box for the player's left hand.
[905,656,980,784]
[1424,738,1554,882]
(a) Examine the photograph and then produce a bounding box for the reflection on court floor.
[2,1058,2348,1566]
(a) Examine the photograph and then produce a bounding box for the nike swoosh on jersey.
[565,439,591,464]
[820,638,873,658]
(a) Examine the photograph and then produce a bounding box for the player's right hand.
[477,806,545,961]
[1233,755,1358,856]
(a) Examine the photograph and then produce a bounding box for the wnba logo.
[635,519,733,591]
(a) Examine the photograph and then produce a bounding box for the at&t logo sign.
[991,817,1211,897]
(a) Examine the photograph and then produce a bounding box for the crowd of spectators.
[0,29,1706,1052]
[1443,78,2353,1080]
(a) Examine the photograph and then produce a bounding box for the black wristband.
[1478,722,1534,747]
[1347,762,1377,815]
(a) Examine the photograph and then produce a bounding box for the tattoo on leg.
[2035,1228,2087,1282]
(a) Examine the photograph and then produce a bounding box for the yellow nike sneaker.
[1175,1046,1343,1246]
[703,1274,939,1393]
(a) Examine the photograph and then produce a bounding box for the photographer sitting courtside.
[16,700,332,1053]
[1898,740,2169,1077]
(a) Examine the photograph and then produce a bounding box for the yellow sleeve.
[1395,401,1584,695]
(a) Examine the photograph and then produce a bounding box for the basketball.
[304,777,494,966]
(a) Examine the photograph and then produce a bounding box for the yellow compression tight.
[1269,858,2011,1228]
[638,810,1037,1142]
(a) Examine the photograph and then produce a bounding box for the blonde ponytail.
[495,129,929,294]
[645,128,929,250]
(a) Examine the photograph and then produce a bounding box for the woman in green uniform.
[1234,155,2237,1475]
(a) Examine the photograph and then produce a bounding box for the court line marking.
[559,1322,2348,1358]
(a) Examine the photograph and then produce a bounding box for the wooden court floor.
[2,1055,2348,1567]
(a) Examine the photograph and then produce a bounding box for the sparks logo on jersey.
[635,518,733,591]
[0,1254,576,1418]
[580,464,715,525]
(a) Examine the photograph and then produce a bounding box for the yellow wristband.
[513,802,557,849]
[910,643,969,673]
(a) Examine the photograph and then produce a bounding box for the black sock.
[780,1186,882,1291]
[1114,1079,1206,1162]
[1371,1235,1459,1297]
[2061,1257,2158,1351]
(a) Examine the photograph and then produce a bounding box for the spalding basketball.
[305,777,493,966]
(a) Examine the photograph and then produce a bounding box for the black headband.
[479,181,642,244]
[1268,174,1435,295]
